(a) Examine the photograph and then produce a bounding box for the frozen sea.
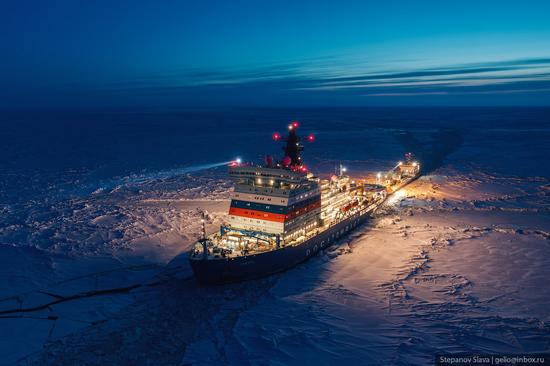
[0,107,549,365]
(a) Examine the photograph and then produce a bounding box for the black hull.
[189,210,370,285]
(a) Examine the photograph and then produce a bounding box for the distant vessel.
[189,121,420,285]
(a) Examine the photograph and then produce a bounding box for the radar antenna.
[271,121,315,169]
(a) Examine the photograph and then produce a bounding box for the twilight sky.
[2,0,550,107]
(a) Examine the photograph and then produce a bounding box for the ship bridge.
[225,122,321,239]
[227,165,321,237]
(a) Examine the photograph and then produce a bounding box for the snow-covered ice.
[1,108,549,365]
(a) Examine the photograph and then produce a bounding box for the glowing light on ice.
[387,189,407,205]
[119,160,233,185]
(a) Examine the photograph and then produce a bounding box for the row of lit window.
[234,193,286,204]
[231,170,302,180]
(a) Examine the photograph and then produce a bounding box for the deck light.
[236,158,242,164]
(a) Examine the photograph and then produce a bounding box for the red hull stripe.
[228,207,286,223]
[228,200,321,223]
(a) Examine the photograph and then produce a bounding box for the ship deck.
[189,174,416,261]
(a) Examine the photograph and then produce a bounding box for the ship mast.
[284,122,303,166]
[272,121,314,169]
[200,213,207,259]
[339,162,347,177]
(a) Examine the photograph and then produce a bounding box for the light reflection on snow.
[122,161,232,184]
[387,189,407,206]
[92,160,232,194]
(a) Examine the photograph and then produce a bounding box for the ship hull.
[189,210,370,285]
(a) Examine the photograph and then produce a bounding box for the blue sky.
[1,0,550,107]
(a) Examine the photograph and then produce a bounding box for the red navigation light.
[301,165,308,172]
[292,121,299,128]
[273,132,280,140]
[308,134,315,142]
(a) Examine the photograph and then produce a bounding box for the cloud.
[365,88,550,97]
[297,58,550,92]
[169,56,548,90]
[367,91,449,97]
[84,55,550,106]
